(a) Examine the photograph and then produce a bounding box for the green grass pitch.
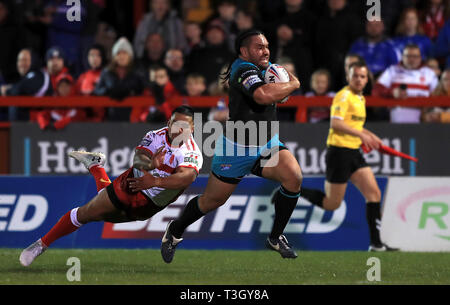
[1,248,449,285]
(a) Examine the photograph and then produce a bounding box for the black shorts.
[325,145,368,183]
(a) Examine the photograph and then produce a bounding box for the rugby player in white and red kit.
[20,105,202,266]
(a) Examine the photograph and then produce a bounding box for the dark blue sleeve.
[231,64,265,97]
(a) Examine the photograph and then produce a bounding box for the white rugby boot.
[19,239,48,267]
[68,150,106,170]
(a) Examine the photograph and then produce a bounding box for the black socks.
[366,201,382,245]
[301,188,325,207]
[270,186,300,240]
[170,196,205,239]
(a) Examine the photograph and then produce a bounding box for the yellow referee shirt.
[326,86,366,149]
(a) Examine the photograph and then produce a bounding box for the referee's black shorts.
[325,145,368,183]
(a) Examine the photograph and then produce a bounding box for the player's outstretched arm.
[127,167,197,192]
[253,71,300,105]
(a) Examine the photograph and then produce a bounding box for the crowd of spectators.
[0,0,449,127]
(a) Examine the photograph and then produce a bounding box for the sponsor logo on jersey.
[184,156,199,166]
[351,115,365,121]
[242,75,263,90]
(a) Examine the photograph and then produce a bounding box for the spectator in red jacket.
[420,0,450,41]
[76,44,106,95]
[36,73,86,130]
[130,65,179,123]
[75,44,107,122]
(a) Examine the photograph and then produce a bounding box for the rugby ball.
[264,64,290,103]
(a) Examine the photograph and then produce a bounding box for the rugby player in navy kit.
[146,29,303,262]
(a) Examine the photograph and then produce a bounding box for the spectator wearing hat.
[45,46,72,91]
[36,73,86,130]
[133,0,186,58]
[40,0,86,75]
[93,37,144,121]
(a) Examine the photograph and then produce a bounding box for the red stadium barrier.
[1,96,449,123]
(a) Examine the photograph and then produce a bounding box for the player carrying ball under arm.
[300,62,397,251]
[19,106,202,266]
[153,29,301,261]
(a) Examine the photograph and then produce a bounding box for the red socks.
[40,166,112,247]
[89,165,111,192]
[41,208,82,247]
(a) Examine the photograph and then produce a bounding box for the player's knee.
[76,205,91,223]
[199,195,227,213]
[283,170,302,193]
[77,204,103,223]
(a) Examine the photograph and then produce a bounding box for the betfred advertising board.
[0,176,387,250]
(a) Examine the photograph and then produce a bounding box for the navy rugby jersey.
[226,58,278,146]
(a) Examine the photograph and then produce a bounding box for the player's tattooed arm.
[133,147,165,171]
[127,166,197,192]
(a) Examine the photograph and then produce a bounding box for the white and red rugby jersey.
[133,127,203,207]
[377,64,438,97]
[377,64,438,122]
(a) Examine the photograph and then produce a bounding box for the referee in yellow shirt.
[301,61,396,251]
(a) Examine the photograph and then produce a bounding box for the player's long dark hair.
[220,29,265,84]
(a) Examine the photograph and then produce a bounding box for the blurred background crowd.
[0,0,449,128]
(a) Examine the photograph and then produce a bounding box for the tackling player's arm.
[132,146,165,171]
[127,166,198,192]
[253,70,300,105]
